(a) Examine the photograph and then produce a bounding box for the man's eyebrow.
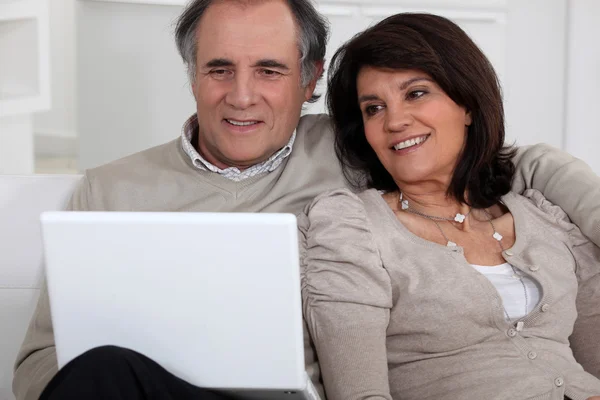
[358,94,380,104]
[204,58,234,68]
[252,59,290,70]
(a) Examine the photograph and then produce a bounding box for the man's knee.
[66,345,139,370]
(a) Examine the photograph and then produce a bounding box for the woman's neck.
[393,186,480,233]
[400,189,470,217]
[397,183,470,218]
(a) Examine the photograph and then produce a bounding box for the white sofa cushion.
[0,174,81,400]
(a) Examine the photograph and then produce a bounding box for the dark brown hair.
[327,13,515,209]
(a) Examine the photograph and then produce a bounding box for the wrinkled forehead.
[196,0,301,65]
[213,0,281,8]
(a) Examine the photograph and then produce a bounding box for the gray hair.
[175,0,329,103]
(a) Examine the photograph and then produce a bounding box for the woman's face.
[357,67,471,188]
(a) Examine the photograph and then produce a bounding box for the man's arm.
[12,283,58,400]
[13,176,91,400]
[511,144,600,245]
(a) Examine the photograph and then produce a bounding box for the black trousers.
[40,346,235,399]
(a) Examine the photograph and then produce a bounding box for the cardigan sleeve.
[524,189,600,379]
[511,144,600,246]
[298,189,393,400]
[566,216,600,379]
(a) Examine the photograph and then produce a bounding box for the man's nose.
[225,72,259,109]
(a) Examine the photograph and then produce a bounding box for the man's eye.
[210,69,231,77]
[260,69,282,77]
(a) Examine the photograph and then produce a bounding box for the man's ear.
[304,61,325,101]
[191,78,199,102]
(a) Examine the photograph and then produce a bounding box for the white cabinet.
[0,0,50,174]
[304,3,510,124]
[76,0,571,170]
[304,0,568,153]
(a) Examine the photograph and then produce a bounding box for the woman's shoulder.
[504,190,587,246]
[507,189,570,222]
[302,187,381,216]
[298,188,383,236]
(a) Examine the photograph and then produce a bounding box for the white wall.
[33,0,76,141]
[564,0,600,174]
[31,0,600,175]
[504,0,567,150]
[76,1,193,169]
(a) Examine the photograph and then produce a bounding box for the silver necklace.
[399,193,528,321]
[399,192,471,223]
[399,193,498,246]
[481,209,529,322]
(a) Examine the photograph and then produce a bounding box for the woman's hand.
[586,396,600,400]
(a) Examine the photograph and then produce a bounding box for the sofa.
[0,174,81,400]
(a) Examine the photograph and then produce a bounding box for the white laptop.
[40,211,320,400]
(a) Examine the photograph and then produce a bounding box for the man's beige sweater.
[12,113,600,400]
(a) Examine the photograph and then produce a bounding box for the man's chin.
[221,152,272,170]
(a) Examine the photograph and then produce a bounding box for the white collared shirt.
[180,114,296,182]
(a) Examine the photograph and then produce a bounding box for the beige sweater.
[12,112,600,399]
[299,188,600,400]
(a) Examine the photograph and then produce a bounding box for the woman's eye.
[407,90,427,100]
[364,105,384,116]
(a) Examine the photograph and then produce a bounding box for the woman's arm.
[511,144,600,245]
[524,189,600,378]
[569,233,600,378]
[298,190,393,400]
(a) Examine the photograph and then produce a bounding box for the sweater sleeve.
[298,189,393,400]
[511,144,600,246]
[524,189,600,379]
[12,175,93,400]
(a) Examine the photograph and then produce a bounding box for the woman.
[298,13,600,400]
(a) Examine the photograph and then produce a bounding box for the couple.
[13,0,600,399]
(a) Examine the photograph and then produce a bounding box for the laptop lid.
[41,211,313,398]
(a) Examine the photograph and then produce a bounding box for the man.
[13,0,600,399]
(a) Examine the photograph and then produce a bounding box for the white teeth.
[393,135,428,150]
[226,119,258,126]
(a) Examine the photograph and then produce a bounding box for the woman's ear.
[465,111,472,126]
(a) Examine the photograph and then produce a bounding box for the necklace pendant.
[493,231,503,241]
[401,199,409,210]
[446,241,457,247]
[516,321,525,332]
[454,213,466,223]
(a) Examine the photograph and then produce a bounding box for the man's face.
[192,0,319,170]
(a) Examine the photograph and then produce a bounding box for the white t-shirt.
[471,262,541,321]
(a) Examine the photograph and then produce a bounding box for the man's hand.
[586,396,600,400]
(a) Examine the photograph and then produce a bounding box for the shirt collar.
[180,114,296,182]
